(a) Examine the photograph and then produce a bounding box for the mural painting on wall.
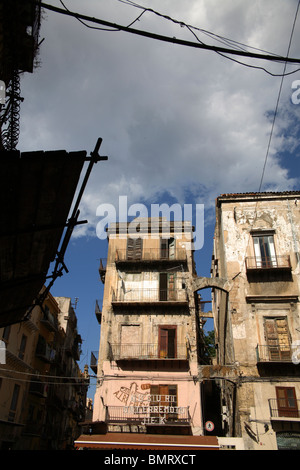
[114,382,185,425]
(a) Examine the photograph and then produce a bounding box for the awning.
[0,140,107,327]
[74,433,220,450]
[0,149,86,327]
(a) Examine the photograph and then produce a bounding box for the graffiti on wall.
[113,382,185,425]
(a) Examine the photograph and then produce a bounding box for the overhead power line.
[40,2,300,66]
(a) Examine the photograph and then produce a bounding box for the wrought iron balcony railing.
[115,248,187,263]
[256,344,296,363]
[90,351,98,373]
[105,405,191,426]
[109,343,188,361]
[269,398,300,419]
[111,287,188,303]
[245,255,291,270]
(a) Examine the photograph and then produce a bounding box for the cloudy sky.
[17,0,300,385]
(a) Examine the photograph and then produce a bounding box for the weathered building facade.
[212,192,300,450]
[0,291,88,450]
[92,217,209,440]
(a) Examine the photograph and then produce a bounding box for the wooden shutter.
[159,328,168,358]
[276,387,298,418]
[158,326,177,358]
[264,318,291,361]
[127,238,143,260]
[160,239,168,259]
[159,273,168,300]
[264,319,280,360]
[168,273,176,300]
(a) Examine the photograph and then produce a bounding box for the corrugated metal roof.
[0,149,86,327]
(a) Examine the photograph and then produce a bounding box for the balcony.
[115,248,187,265]
[111,287,188,306]
[99,258,107,283]
[35,337,56,363]
[256,344,296,363]
[40,311,58,332]
[90,350,98,373]
[109,343,188,362]
[95,299,102,324]
[245,255,291,271]
[105,405,191,426]
[269,398,300,420]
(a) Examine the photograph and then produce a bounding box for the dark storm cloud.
[19,0,300,237]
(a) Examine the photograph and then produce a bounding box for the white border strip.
[75,440,220,449]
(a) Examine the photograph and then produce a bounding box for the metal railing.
[256,344,295,362]
[109,343,188,360]
[112,287,188,303]
[245,255,291,270]
[90,351,98,372]
[115,248,187,262]
[106,405,191,425]
[269,398,300,418]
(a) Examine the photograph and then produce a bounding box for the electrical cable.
[115,0,300,76]
[258,0,300,193]
[229,0,300,279]
[40,2,300,68]
[0,366,89,381]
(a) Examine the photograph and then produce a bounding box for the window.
[253,233,277,268]
[150,384,178,422]
[264,317,291,361]
[120,325,141,358]
[126,238,143,260]
[158,326,177,358]
[160,238,175,259]
[159,273,176,301]
[8,384,20,422]
[276,387,299,418]
[2,325,11,344]
[18,334,27,360]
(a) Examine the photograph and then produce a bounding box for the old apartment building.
[212,191,300,450]
[83,217,220,450]
[0,290,88,450]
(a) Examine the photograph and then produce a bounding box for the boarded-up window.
[120,325,141,358]
[264,317,291,361]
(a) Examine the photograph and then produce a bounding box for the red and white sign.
[205,421,214,432]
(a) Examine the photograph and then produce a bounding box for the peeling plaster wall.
[213,193,300,450]
[93,222,202,434]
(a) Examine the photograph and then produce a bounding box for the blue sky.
[17,0,300,395]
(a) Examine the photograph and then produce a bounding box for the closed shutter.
[127,238,143,260]
[158,326,176,358]
[264,318,291,361]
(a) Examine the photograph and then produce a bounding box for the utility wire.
[258,0,300,192]
[116,0,288,57]
[117,0,300,78]
[40,2,300,67]
[231,0,300,281]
